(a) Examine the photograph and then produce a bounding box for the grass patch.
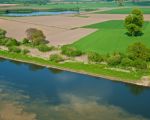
[95,8,150,14]
[72,20,150,54]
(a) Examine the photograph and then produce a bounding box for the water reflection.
[0,59,150,120]
[0,82,148,120]
[28,64,45,72]
[9,60,24,66]
[49,68,63,74]
[126,84,146,96]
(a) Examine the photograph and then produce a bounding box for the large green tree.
[125,8,144,36]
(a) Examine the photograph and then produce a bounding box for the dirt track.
[0,14,150,46]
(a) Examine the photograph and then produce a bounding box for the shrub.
[121,58,133,67]
[21,49,30,55]
[88,52,103,63]
[8,47,21,53]
[5,38,20,47]
[107,53,122,66]
[0,29,6,39]
[132,59,148,70]
[37,44,53,52]
[0,38,8,46]
[127,42,150,61]
[61,46,82,57]
[22,38,30,44]
[49,54,64,63]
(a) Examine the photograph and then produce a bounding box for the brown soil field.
[0,14,150,46]
[0,4,18,7]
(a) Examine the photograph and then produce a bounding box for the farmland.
[72,20,150,54]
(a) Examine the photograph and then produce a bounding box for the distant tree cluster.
[125,8,144,36]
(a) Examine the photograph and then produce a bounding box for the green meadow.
[72,20,150,54]
[95,8,150,14]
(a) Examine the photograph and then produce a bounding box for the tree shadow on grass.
[125,32,144,37]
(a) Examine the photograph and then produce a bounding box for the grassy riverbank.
[0,50,149,84]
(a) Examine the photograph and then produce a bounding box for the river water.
[0,58,150,120]
[3,11,78,17]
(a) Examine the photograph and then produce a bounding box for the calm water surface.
[3,11,78,17]
[0,58,150,120]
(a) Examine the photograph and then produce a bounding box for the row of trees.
[0,27,53,53]
[88,42,150,70]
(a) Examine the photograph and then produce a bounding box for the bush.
[107,53,122,66]
[8,47,21,53]
[121,58,133,67]
[22,38,30,44]
[61,46,82,57]
[88,52,103,63]
[132,59,148,70]
[5,38,20,47]
[0,29,6,39]
[127,42,150,61]
[0,38,8,46]
[37,44,53,52]
[21,49,30,55]
[49,54,64,63]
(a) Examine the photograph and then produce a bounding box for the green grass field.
[95,8,150,14]
[72,20,150,54]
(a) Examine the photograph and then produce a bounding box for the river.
[3,11,78,17]
[0,58,150,120]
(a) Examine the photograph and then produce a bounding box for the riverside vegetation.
[0,8,150,84]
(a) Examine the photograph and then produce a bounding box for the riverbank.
[0,50,150,87]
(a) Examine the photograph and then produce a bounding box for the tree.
[26,28,46,46]
[127,42,150,61]
[125,8,144,36]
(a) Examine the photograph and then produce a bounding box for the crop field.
[0,15,103,46]
[72,20,150,54]
[95,8,150,14]
[1,13,150,46]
